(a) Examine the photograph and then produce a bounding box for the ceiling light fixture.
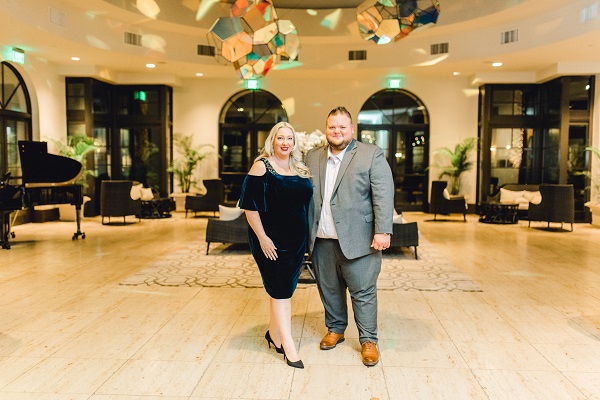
[71,56,80,61]
[146,63,156,68]
[207,0,300,79]
[492,62,503,67]
[356,0,440,45]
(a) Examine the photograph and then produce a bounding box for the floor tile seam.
[559,370,600,400]
[0,356,50,391]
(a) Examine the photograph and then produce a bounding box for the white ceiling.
[1,0,600,83]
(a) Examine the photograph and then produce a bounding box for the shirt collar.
[327,145,348,163]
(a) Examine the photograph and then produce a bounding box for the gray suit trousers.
[312,238,381,344]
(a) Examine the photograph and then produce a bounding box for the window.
[0,61,32,181]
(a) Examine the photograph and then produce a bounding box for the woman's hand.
[260,236,278,260]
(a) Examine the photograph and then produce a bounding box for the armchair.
[388,220,419,259]
[185,179,224,217]
[429,180,467,221]
[205,212,249,254]
[528,184,574,231]
[100,180,142,224]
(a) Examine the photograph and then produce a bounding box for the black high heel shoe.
[264,331,284,354]
[282,346,304,369]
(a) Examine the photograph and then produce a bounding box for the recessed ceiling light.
[453,71,461,76]
[146,63,156,68]
[492,62,503,67]
[71,56,80,61]
[195,72,204,77]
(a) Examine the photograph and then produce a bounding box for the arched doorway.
[218,89,287,204]
[0,61,32,183]
[357,89,430,212]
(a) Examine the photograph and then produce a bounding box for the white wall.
[10,61,489,204]
[173,73,480,200]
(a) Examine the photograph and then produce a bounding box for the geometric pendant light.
[357,0,440,45]
[207,0,300,79]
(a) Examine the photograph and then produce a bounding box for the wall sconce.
[12,47,25,64]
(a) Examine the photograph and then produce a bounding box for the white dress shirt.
[316,146,348,239]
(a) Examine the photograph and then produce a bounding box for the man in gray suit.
[306,106,394,366]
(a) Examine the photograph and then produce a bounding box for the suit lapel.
[318,146,328,202]
[332,140,356,199]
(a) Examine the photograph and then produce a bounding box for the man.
[305,106,394,367]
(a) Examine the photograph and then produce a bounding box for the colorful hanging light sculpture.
[207,0,300,79]
[357,0,440,45]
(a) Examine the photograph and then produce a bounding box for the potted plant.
[49,134,97,220]
[584,146,600,226]
[430,137,477,195]
[168,133,216,210]
[51,133,97,187]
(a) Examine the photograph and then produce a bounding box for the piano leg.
[72,204,86,240]
[1,211,11,249]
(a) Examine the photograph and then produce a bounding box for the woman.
[238,121,312,369]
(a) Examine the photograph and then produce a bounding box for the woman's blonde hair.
[255,121,311,178]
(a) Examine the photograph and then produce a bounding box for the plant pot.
[585,201,600,227]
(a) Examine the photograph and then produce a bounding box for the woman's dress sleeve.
[238,174,267,212]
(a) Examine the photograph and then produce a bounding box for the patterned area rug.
[120,236,481,292]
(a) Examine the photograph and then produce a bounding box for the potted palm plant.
[584,146,600,226]
[430,137,477,195]
[168,132,215,211]
[49,134,97,220]
[51,133,97,187]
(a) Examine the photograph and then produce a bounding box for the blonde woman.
[238,122,312,368]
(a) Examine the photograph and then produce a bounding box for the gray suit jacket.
[306,139,394,260]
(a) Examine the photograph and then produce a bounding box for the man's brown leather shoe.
[361,341,379,366]
[320,331,345,350]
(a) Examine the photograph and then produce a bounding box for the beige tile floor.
[1,211,600,399]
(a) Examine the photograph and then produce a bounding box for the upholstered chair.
[528,184,574,231]
[429,180,467,221]
[100,180,142,224]
[185,179,225,217]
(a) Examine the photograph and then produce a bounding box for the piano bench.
[33,207,60,223]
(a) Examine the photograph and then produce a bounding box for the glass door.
[117,126,161,189]
[358,125,427,211]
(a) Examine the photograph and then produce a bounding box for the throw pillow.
[219,205,244,221]
[443,188,451,200]
[130,184,143,200]
[140,187,154,201]
[523,190,542,205]
[500,188,525,204]
[392,214,405,224]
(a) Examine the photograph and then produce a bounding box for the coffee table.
[479,202,519,224]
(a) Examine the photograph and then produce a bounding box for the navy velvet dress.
[239,159,313,299]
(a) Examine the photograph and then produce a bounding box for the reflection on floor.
[1,212,599,399]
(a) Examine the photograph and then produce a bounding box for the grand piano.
[18,140,86,241]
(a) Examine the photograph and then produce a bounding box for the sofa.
[487,184,541,218]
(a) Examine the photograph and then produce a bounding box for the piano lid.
[18,141,84,188]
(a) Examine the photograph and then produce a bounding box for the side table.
[479,202,519,224]
[141,198,176,219]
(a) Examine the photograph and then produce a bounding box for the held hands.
[260,236,278,260]
[371,233,391,251]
